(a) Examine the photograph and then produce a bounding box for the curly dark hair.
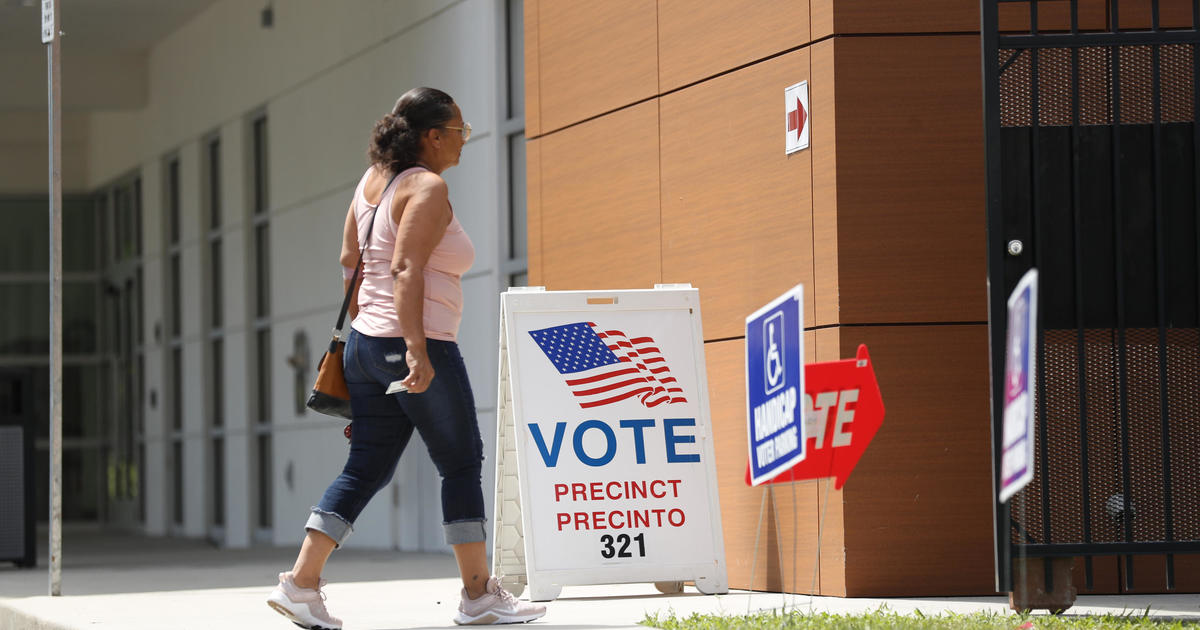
[368,87,456,173]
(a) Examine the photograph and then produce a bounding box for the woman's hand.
[401,343,435,393]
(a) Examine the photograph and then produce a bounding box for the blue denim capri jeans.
[305,329,487,547]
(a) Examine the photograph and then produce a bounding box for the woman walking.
[267,87,546,629]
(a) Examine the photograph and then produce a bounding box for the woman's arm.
[340,202,361,320]
[390,172,451,393]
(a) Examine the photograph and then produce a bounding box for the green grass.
[642,608,1200,629]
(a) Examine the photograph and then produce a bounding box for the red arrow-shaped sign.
[745,344,884,489]
[787,97,807,141]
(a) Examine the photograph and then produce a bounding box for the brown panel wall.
[524,0,541,137]
[814,325,847,596]
[811,0,834,41]
[834,35,987,325]
[811,39,839,328]
[658,0,811,93]
[839,324,995,596]
[538,101,661,290]
[660,49,816,341]
[536,0,658,134]
[832,0,979,34]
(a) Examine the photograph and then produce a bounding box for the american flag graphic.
[528,322,688,409]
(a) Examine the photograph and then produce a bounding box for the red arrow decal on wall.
[794,97,806,140]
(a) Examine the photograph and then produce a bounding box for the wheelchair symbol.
[764,311,785,395]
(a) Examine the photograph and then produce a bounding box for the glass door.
[100,177,143,530]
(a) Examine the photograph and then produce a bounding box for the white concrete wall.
[80,0,515,553]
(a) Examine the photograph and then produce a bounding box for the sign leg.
[747,486,768,613]
[694,575,728,595]
[492,306,526,599]
[770,485,786,607]
[807,478,832,609]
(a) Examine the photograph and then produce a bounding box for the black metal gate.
[983,0,1200,593]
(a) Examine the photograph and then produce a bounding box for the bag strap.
[333,170,401,339]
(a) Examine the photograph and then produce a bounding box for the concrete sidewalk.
[1,527,1198,630]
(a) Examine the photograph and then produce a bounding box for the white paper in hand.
[386,380,409,395]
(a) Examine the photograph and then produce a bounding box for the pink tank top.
[350,167,475,341]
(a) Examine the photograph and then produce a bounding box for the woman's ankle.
[293,573,321,590]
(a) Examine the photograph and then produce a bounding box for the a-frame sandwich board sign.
[491,285,728,601]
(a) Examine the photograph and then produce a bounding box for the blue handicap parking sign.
[745,285,806,486]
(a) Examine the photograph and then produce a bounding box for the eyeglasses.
[442,122,472,142]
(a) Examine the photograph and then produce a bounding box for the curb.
[0,600,74,630]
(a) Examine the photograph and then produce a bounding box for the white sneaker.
[454,576,547,625]
[266,571,343,630]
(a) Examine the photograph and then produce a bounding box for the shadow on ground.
[0,525,459,597]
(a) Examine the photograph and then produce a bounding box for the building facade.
[0,0,527,553]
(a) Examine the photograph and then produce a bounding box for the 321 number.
[600,533,646,559]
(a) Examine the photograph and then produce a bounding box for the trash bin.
[0,371,35,568]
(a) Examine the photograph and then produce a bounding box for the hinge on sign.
[508,286,546,292]
[654,283,692,290]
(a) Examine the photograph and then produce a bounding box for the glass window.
[123,278,134,355]
[171,347,183,432]
[173,441,183,524]
[63,365,101,439]
[170,254,182,336]
[210,239,223,329]
[256,224,270,318]
[134,178,143,256]
[211,338,223,427]
[508,134,527,259]
[126,445,138,500]
[167,159,180,245]
[64,448,100,520]
[0,198,92,273]
[0,283,48,354]
[135,268,144,345]
[0,281,96,354]
[507,0,524,119]
[253,117,269,215]
[213,436,225,527]
[257,329,271,423]
[257,435,272,528]
[0,199,48,272]
[138,443,146,521]
[64,199,96,272]
[96,194,109,268]
[64,281,97,354]
[114,187,126,262]
[122,182,136,261]
[208,138,221,230]
[137,354,145,434]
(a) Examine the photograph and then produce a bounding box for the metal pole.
[980,0,1013,593]
[44,0,63,597]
